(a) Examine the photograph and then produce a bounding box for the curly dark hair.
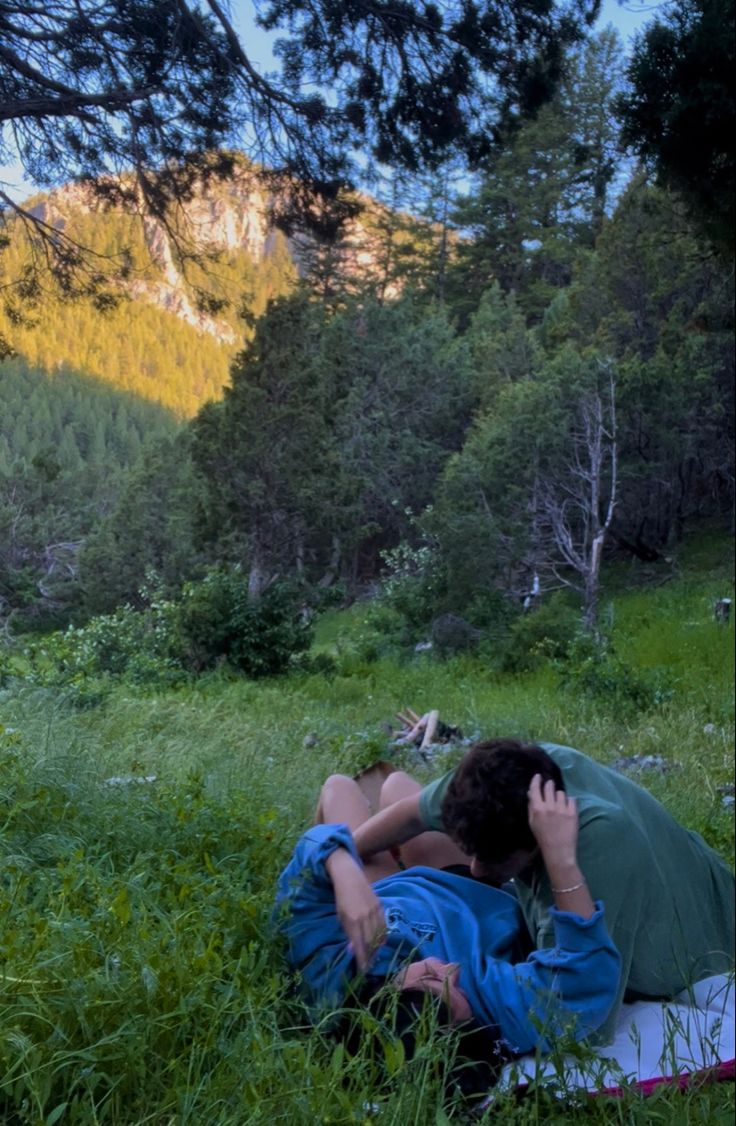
[335,980,509,1101]
[441,739,564,863]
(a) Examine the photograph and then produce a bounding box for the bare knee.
[379,770,422,809]
[320,773,356,800]
[316,773,370,828]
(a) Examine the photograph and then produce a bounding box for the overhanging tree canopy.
[616,0,735,255]
[0,0,600,296]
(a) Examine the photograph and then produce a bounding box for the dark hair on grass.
[334,980,509,1102]
[441,739,564,863]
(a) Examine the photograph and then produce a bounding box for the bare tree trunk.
[318,535,342,587]
[295,530,305,577]
[248,541,269,603]
[583,531,604,634]
[539,361,618,639]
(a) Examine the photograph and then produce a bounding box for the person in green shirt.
[351,737,735,1043]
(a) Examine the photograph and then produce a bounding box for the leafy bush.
[378,542,446,632]
[353,602,416,661]
[557,634,676,712]
[176,570,313,677]
[26,570,314,689]
[26,595,186,690]
[498,596,581,673]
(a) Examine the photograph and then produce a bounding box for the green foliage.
[556,179,734,553]
[177,572,313,677]
[430,177,733,628]
[617,0,735,255]
[499,596,582,674]
[0,362,179,628]
[0,534,733,1123]
[26,592,186,693]
[78,431,205,616]
[431,350,579,608]
[191,290,472,593]
[378,542,446,632]
[26,571,313,689]
[448,30,625,324]
[557,634,676,713]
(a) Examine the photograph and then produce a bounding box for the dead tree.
[538,362,618,637]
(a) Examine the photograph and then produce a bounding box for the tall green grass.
[1,536,733,1123]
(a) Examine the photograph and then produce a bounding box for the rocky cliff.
[25,162,397,339]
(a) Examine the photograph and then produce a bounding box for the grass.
[0,534,734,1124]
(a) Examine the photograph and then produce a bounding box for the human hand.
[327,849,386,970]
[527,774,579,869]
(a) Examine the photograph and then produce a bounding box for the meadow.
[1,535,734,1124]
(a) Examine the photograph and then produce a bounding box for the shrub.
[354,602,415,661]
[26,570,314,688]
[177,571,313,677]
[498,595,581,673]
[378,542,446,632]
[26,596,186,689]
[557,634,676,712]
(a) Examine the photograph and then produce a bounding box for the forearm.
[325,836,387,969]
[352,794,425,860]
[470,906,620,1053]
[274,826,359,1007]
[544,856,595,919]
[325,844,363,887]
[528,777,595,919]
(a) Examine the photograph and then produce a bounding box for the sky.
[1,0,661,200]
[229,0,662,67]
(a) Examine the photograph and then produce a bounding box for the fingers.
[528,773,542,802]
[347,911,386,971]
[354,927,385,971]
[528,773,574,810]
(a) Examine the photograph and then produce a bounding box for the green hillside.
[0,192,297,417]
[0,361,181,626]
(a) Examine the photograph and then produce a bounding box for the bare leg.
[378,771,471,870]
[315,774,400,882]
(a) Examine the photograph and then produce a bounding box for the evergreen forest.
[1,31,732,637]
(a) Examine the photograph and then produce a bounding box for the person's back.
[518,746,734,994]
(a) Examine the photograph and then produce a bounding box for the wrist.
[543,858,583,887]
[326,846,360,878]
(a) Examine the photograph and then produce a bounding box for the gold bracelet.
[551,880,586,894]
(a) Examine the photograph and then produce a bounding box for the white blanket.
[497,974,735,1098]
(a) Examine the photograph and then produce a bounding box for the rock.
[303,733,319,748]
[104,774,157,786]
[430,614,483,655]
[611,754,671,775]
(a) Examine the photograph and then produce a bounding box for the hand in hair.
[528,775,595,919]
